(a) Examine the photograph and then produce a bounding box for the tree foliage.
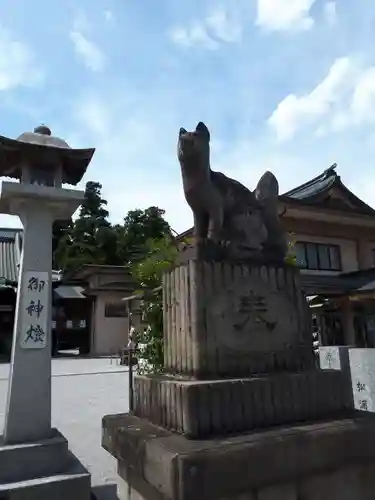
[55,181,114,273]
[131,237,179,374]
[54,181,174,278]
[52,219,73,269]
[53,180,178,372]
[115,207,172,265]
[285,235,297,266]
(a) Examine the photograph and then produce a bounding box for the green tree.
[131,236,179,374]
[116,207,172,265]
[55,181,117,273]
[285,235,297,266]
[52,219,73,269]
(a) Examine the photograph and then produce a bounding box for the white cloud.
[169,23,219,50]
[104,10,114,22]
[169,5,244,49]
[349,68,375,124]
[206,7,243,43]
[0,27,44,90]
[268,57,358,141]
[256,0,316,31]
[73,94,111,136]
[269,56,375,140]
[70,30,106,72]
[69,13,106,72]
[327,66,375,131]
[324,2,337,26]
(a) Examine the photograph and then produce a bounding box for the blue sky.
[0,0,375,232]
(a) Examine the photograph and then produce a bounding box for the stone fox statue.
[178,121,287,260]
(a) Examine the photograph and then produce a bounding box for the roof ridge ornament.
[324,163,337,175]
[33,125,52,136]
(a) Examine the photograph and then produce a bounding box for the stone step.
[0,467,91,500]
[0,429,72,483]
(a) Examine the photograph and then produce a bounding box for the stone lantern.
[0,125,95,499]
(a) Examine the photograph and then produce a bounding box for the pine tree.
[55,181,116,273]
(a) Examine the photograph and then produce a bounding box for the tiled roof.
[300,272,361,295]
[283,164,338,200]
[0,228,62,284]
[282,163,375,215]
[0,228,21,283]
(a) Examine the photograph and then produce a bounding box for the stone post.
[4,205,65,443]
[4,207,53,443]
[0,125,95,499]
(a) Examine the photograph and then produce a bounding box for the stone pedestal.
[0,429,90,499]
[163,260,314,378]
[103,414,375,500]
[133,370,351,438]
[103,258,373,500]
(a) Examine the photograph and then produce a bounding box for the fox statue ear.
[179,127,187,136]
[196,122,210,142]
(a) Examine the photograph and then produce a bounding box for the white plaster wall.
[92,292,129,355]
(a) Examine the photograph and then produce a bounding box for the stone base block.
[102,413,375,500]
[163,260,315,379]
[0,428,91,500]
[134,369,352,438]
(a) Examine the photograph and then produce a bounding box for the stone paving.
[0,357,130,500]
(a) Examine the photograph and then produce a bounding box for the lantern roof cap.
[0,125,95,185]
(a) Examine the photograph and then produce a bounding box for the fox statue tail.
[254,171,279,201]
[254,171,287,261]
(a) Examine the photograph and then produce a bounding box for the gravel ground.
[0,357,131,500]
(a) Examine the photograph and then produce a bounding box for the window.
[295,242,341,271]
[105,301,128,318]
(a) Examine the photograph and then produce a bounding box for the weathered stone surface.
[298,466,363,500]
[163,260,314,379]
[0,428,71,483]
[133,370,352,438]
[349,348,375,413]
[358,463,375,499]
[103,414,375,500]
[258,483,297,500]
[0,429,90,499]
[319,346,354,407]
